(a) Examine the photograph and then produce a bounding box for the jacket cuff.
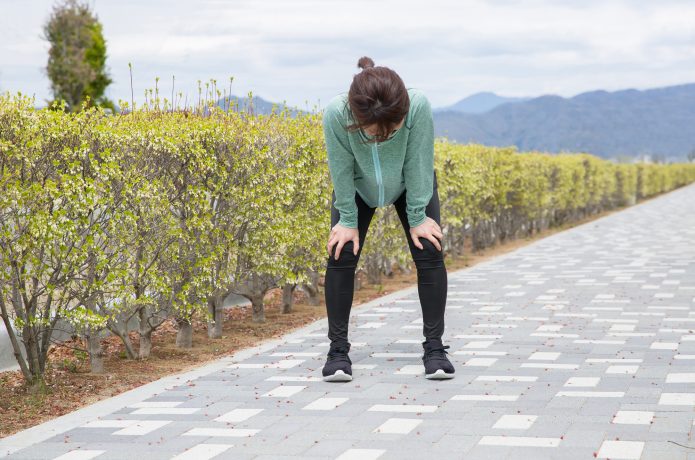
[337,216,358,229]
[407,211,427,228]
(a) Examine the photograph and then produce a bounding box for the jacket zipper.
[372,142,384,207]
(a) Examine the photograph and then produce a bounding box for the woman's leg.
[392,170,448,340]
[324,190,376,347]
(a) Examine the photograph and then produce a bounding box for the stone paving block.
[561,427,607,447]
[301,438,357,458]
[3,183,695,459]
[460,445,516,459]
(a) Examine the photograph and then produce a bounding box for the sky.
[2,0,695,110]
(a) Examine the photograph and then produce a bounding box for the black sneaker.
[422,338,455,379]
[322,342,353,382]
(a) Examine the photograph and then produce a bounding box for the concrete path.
[2,182,695,460]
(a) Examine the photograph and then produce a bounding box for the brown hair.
[346,56,409,144]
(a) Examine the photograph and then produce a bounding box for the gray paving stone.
[3,182,695,459]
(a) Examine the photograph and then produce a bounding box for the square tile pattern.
[5,183,695,459]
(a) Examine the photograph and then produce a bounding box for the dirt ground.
[0,199,655,438]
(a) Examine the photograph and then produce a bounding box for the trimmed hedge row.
[1,93,694,387]
[439,143,695,252]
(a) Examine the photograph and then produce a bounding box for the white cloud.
[1,0,694,107]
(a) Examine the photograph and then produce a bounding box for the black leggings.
[325,170,447,347]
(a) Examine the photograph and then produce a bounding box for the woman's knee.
[411,238,445,269]
[326,241,360,269]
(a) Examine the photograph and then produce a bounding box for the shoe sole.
[323,370,353,382]
[425,369,455,380]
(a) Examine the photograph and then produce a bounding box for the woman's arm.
[323,98,359,228]
[402,92,434,228]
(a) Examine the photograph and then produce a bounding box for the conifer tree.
[43,0,115,112]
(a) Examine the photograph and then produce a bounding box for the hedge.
[1,92,694,388]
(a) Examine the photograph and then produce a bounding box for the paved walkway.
[2,183,695,460]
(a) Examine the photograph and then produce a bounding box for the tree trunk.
[282,284,296,314]
[299,271,321,306]
[396,260,412,276]
[24,325,42,384]
[138,306,153,359]
[107,322,137,359]
[251,295,265,323]
[0,296,32,381]
[365,256,382,285]
[445,227,465,258]
[84,251,105,373]
[87,331,105,374]
[207,295,224,339]
[354,269,363,291]
[384,258,395,278]
[121,333,137,360]
[176,317,193,348]
[27,376,48,395]
[139,329,153,359]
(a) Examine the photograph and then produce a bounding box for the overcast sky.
[2,0,695,109]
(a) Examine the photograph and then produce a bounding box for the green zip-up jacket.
[322,87,434,229]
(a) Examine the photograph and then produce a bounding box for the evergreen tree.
[43,0,115,112]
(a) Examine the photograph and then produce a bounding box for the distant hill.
[433,83,695,160]
[434,91,529,114]
[217,85,695,161]
[215,94,307,116]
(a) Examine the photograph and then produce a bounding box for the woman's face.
[363,117,405,139]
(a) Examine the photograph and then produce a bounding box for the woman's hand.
[327,223,360,260]
[409,217,443,251]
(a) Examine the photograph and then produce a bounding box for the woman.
[321,56,454,382]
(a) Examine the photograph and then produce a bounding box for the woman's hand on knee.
[409,217,443,251]
[327,224,359,260]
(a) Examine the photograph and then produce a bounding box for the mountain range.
[224,82,695,161]
[433,83,695,161]
[215,94,305,117]
[433,91,530,114]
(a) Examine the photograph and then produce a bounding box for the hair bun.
[357,56,375,70]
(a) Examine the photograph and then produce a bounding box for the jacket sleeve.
[323,99,358,228]
[403,93,434,228]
